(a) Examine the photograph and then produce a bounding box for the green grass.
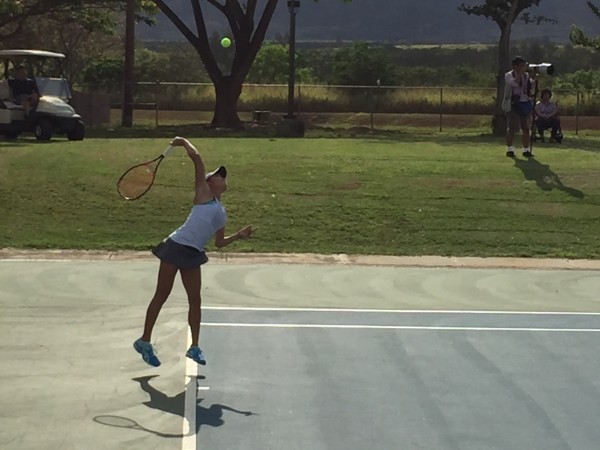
[1,131,600,258]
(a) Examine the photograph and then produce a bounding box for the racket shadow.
[129,375,255,435]
[92,414,183,439]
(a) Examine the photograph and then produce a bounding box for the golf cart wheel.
[35,118,53,141]
[68,120,85,141]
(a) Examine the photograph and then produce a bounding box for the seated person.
[534,89,562,143]
[8,65,39,114]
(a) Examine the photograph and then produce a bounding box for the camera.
[528,63,555,76]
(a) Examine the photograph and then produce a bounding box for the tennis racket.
[117,145,173,200]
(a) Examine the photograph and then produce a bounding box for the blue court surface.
[1,258,600,450]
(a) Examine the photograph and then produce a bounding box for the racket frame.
[116,145,173,201]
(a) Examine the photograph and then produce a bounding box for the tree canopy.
[331,42,397,86]
[570,1,600,52]
[0,0,156,42]
[0,0,157,86]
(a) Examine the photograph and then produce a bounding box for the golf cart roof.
[0,50,65,59]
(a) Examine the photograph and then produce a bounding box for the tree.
[247,43,289,84]
[458,1,554,135]
[2,12,122,87]
[0,0,155,42]
[81,58,123,90]
[570,1,600,52]
[150,0,349,129]
[80,49,174,89]
[330,42,397,86]
[0,0,157,87]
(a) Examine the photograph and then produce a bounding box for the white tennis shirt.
[504,70,531,102]
[169,198,227,251]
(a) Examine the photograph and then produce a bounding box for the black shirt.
[8,78,37,97]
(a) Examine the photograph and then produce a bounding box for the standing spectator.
[502,56,534,158]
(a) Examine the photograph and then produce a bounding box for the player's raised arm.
[170,136,205,183]
[169,137,212,203]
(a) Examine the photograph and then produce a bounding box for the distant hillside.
[138,0,599,44]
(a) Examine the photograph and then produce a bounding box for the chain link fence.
[81,82,600,133]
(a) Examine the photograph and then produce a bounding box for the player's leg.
[142,261,179,341]
[180,266,206,365]
[134,261,178,367]
[180,267,202,346]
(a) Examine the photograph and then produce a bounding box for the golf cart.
[0,49,84,141]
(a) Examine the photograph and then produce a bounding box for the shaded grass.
[104,109,600,138]
[1,133,600,258]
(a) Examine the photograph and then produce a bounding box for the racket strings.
[117,164,155,200]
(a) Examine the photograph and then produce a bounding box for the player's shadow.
[132,375,254,436]
[513,157,585,199]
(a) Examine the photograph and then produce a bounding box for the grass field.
[1,131,600,258]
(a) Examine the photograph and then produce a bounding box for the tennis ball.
[221,37,232,48]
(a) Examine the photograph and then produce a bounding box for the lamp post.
[277,0,305,137]
[286,0,299,119]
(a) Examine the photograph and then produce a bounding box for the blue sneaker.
[186,346,206,365]
[133,338,161,367]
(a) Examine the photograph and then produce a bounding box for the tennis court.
[1,256,600,450]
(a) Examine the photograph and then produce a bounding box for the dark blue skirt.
[152,238,208,269]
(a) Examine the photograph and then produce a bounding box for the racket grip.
[162,145,174,157]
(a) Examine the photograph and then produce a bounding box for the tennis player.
[134,136,254,367]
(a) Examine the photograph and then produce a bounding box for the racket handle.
[162,145,174,157]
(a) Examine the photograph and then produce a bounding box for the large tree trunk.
[152,0,279,131]
[493,27,512,136]
[152,0,280,131]
[212,75,244,129]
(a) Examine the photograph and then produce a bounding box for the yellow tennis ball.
[221,37,232,48]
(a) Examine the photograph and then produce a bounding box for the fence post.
[439,87,443,132]
[155,80,160,127]
[575,90,580,136]
[370,87,375,130]
[370,79,382,130]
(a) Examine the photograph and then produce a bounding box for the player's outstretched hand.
[170,136,200,158]
[169,136,187,147]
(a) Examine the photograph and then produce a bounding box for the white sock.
[523,147,530,153]
[507,146,514,152]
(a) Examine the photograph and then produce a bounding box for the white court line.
[182,333,198,450]
[204,306,600,316]
[0,258,82,262]
[201,322,600,333]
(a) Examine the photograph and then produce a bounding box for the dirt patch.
[335,181,362,190]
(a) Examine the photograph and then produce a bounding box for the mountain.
[138,0,599,44]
